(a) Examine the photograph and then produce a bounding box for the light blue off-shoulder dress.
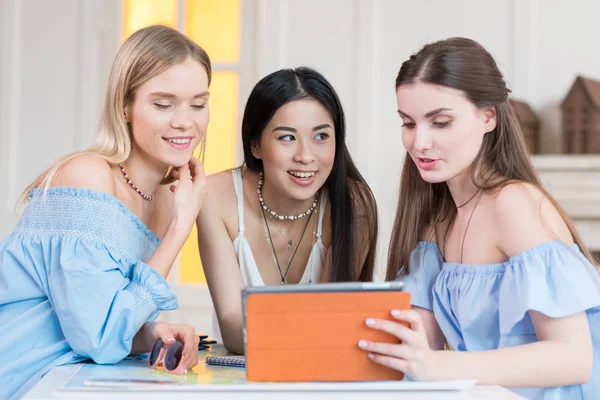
[399,241,600,400]
[0,188,178,399]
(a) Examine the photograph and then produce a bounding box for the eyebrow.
[273,126,297,133]
[273,123,332,133]
[313,124,331,131]
[149,91,210,98]
[397,107,453,119]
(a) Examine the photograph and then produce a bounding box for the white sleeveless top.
[211,169,328,341]
[232,167,327,286]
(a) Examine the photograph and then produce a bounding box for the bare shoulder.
[492,181,544,209]
[196,168,240,242]
[206,169,236,203]
[52,154,116,196]
[198,169,237,219]
[208,169,236,192]
[492,181,551,224]
[491,181,572,256]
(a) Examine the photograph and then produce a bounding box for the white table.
[23,346,524,400]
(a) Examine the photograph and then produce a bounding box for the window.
[123,0,242,285]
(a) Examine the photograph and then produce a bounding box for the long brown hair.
[386,37,596,280]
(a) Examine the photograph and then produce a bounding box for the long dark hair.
[242,67,377,282]
[386,37,596,280]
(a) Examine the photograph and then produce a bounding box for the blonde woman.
[0,25,210,399]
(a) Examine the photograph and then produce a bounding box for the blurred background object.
[510,99,540,154]
[561,75,600,154]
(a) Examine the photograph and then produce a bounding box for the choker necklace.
[119,163,154,201]
[258,171,318,220]
[456,189,480,208]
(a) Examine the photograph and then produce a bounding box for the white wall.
[2,0,600,261]
[0,0,120,238]
[253,0,600,275]
[535,0,600,153]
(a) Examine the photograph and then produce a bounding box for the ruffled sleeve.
[13,187,179,365]
[395,242,443,310]
[499,241,600,335]
[48,237,178,363]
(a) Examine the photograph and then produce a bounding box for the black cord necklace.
[456,189,480,209]
[442,190,483,263]
[260,202,314,285]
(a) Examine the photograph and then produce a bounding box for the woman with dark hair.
[197,67,378,354]
[358,38,599,398]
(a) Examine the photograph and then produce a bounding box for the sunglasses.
[148,339,184,372]
[148,335,218,372]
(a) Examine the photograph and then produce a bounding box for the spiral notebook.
[205,355,246,368]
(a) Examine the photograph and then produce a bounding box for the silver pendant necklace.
[260,197,314,285]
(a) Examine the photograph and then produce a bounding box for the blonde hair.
[18,25,211,205]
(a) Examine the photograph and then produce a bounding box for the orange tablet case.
[243,282,410,382]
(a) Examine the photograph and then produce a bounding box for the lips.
[287,170,318,186]
[163,137,193,144]
[416,157,439,170]
[287,170,316,179]
[163,136,194,150]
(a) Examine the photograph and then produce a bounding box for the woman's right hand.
[145,322,200,374]
[169,156,208,236]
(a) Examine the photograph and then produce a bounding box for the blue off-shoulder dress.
[0,188,178,399]
[399,241,600,400]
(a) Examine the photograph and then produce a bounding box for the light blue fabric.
[399,240,600,400]
[0,188,178,400]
